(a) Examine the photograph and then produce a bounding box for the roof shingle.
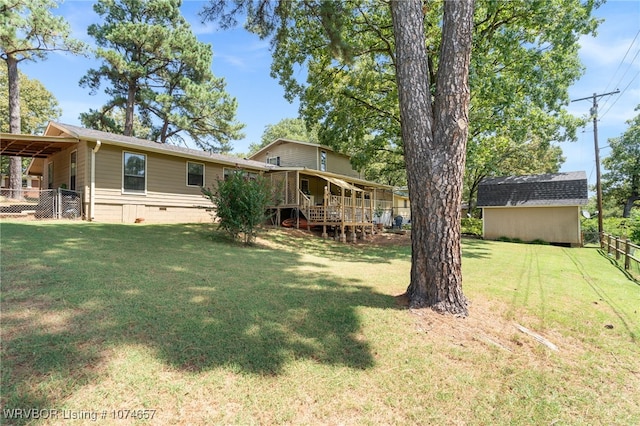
[50,122,274,171]
[477,171,589,207]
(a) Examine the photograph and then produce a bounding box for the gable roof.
[249,138,338,161]
[477,171,589,207]
[46,122,274,171]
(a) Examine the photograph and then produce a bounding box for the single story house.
[476,171,588,246]
[2,122,273,223]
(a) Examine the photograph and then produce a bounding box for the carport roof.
[0,133,78,158]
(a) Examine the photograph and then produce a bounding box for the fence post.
[625,239,631,270]
[615,237,621,261]
[607,234,611,255]
[57,189,62,219]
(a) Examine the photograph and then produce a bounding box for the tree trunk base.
[403,290,469,318]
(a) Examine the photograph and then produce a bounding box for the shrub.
[581,216,631,239]
[202,171,272,245]
[630,209,640,244]
[461,218,482,236]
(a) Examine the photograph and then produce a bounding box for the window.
[187,162,204,187]
[223,168,258,181]
[70,151,77,190]
[320,150,327,171]
[301,179,310,195]
[123,152,146,193]
[267,156,280,166]
[48,162,54,189]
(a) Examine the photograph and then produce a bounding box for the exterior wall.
[45,142,88,191]
[482,206,582,245]
[88,144,257,224]
[256,141,361,178]
[326,153,359,178]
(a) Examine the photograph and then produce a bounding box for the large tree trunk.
[623,193,639,218]
[7,55,23,199]
[391,0,474,316]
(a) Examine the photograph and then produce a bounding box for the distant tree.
[0,68,61,176]
[464,137,564,215]
[0,68,61,134]
[80,105,154,140]
[202,171,272,245]
[602,108,640,218]
[1,0,85,197]
[81,0,243,153]
[249,118,319,154]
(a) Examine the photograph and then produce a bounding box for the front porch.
[267,170,394,242]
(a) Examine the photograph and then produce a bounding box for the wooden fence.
[601,233,640,276]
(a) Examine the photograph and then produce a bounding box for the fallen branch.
[476,335,512,352]
[515,324,559,351]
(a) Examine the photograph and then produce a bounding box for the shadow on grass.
[461,237,491,259]
[1,222,396,415]
[596,248,640,286]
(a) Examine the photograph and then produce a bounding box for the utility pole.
[572,90,619,239]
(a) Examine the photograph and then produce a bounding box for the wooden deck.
[267,169,394,242]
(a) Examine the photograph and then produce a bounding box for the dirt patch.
[263,226,412,247]
[394,293,589,361]
[363,230,411,247]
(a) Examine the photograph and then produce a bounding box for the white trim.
[122,151,147,195]
[90,141,101,220]
[186,161,205,187]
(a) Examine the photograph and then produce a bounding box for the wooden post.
[351,190,356,227]
[615,237,620,261]
[625,239,631,270]
[607,234,612,255]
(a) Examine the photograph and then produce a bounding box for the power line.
[571,90,620,236]
[601,29,640,96]
[599,30,640,113]
[600,70,640,120]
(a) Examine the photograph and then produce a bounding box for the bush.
[581,216,631,239]
[202,171,272,245]
[461,218,482,236]
[630,209,640,244]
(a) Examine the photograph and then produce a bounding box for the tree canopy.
[204,0,598,205]
[1,0,85,195]
[0,68,61,134]
[80,0,244,153]
[249,117,319,154]
[602,107,640,218]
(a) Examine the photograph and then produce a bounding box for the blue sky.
[18,0,640,188]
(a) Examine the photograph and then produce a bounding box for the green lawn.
[1,221,639,425]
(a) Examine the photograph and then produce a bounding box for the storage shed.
[477,171,589,246]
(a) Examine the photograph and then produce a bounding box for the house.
[1,122,272,223]
[1,124,394,240]
[476,171,589,246]
[392,187,410,225]
[249,138,394,241]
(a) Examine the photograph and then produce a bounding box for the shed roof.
[477,171,588,207]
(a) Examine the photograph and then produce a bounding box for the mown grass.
[1,221,639,425]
